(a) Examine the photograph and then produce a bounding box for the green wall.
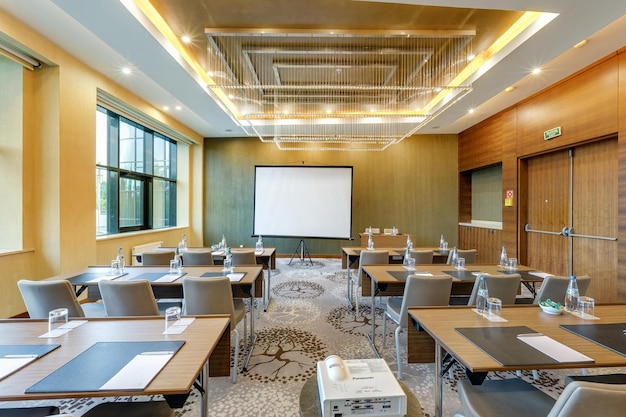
[204,135,459,255]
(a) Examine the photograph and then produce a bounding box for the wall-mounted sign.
[544,126,562,140]
[505,189,514,207]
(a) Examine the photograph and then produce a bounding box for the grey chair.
[98,280,160,316]
[457,378,626,417]
[140,250,175,266]
[17,279,105,318]
[382,274,452,379]
[533,275,591,304]
[182,276,247,383]
[350,250,389,316]
[409,249,434,264]
[181,249,214,266]
[467,273,522,306]
[230,249,257,266]
[448,249,478,264]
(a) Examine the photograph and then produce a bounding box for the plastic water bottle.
[565,275,579,313]
[450,246,458,266]
[499,246,508,267]
[367,233,374,250]
[476,276,489,315]
[439,234,445,249]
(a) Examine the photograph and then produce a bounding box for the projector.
[317,356,407,417]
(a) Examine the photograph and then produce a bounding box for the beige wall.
[0,10,204,318]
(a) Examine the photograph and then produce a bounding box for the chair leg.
[243,313,248,353]
[355,282,360,316]
[382,314,387,348]
[395,325,403,380]
[232,329,239,383]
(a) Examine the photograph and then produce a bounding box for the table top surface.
[0,316,230,401]
[409,304,626,373]
[61,265,263,287]
[362,264,539,284]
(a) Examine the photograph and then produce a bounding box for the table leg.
[200,360,209,417]
[365,274,380,357]
[435,342,443,417]
[242,278,257,372]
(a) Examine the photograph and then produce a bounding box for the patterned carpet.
[3,258,623,416]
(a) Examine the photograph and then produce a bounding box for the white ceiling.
[2,0,626,140]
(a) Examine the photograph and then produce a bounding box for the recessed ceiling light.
[468,108,475,114]
[532,67,541,75]
[181,35,191,44]
[175,105,182,111]
[207,71,214,77]
[467,54,475,61]
[505,86,515,93]
[574,39,588,49]
[162,105,170,111]
[121,67,132,75]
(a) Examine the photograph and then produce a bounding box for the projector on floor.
[317,356,407,417]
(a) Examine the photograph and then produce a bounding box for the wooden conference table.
[0,316,230,417]
[63,265,262,370]
[341,246,448,308]
[360,263,541,354]
[408,304,626,417]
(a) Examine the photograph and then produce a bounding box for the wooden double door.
[522,138,618,302]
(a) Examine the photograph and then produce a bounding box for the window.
[96,105,177,236]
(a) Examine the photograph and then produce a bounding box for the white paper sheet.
[38,328,72,338]
[407,270,433,276]
[87,272,126,283]
[471,308,508,322]
[154,273,182,283]
[517,334,594,363]
[227,273,245,282]
[99,351,174,390]
[529,271,552,279]
[59,320,88,329]
[0,356,37,380]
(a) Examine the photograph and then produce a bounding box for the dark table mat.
[456,326,567,366]
[494,269,541,281]
[387,270,436,281]
[443,270,480,281]
[0,344,60,358]
[26,340,185,393]
[201,271,247,279]
[560,323,626,357]
[68,272,128,284]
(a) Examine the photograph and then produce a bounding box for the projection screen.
[253,166,353,239]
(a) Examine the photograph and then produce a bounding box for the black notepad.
[0,344,60,358]
[201,271,247,279]
[443,270,479,281]
[561,323,626,356]
[26,340,185,393]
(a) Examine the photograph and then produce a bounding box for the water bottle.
[406,234,413,250]
[476,276,489,315]
[403,247,411,265]
[565,275,579,313]
[181,233,187,251]
[116,247,124,273]
[221,234,227,250]
[367,233,374,250]
[450,246,458,266]
[499,246,508,267]
[368,225,372,235]
[256,235,264,252]
[439,234,445,249]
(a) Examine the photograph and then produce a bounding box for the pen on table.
[517,333,544,338]
[140,351,174,356]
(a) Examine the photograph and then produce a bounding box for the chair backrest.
[467,273,521,306]
[141,250,175,266]
[533,275,592,305]
[182,276,236,321]
[17,279,85,319]
[98,280,160,316]
[230,249,257,266]
[398,275,452,327]
[447,249,478,264]
[409,249,434,264]
[182,249,214,266]
[547,381,626,417]
[356,250,389,285]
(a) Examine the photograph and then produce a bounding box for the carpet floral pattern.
[2,258,623,416]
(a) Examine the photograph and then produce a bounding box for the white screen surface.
[253,166,353,239]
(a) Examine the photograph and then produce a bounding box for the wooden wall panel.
[617,51,626,301]
[516,58,619,157]
[458,113,503,172]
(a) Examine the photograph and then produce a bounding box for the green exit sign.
[544,126,562,140]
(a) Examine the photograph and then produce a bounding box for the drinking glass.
[456,257,466,269]
[407,257,416,270]
[508,258,518,270]
[442,242,448,251]
[165,306,182,332]
[169,259,179,274]
[578,296,595,318]
[48,308,68,334]
[223,257,233,273]
[486,297,502,319]
[110,259,120,275]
